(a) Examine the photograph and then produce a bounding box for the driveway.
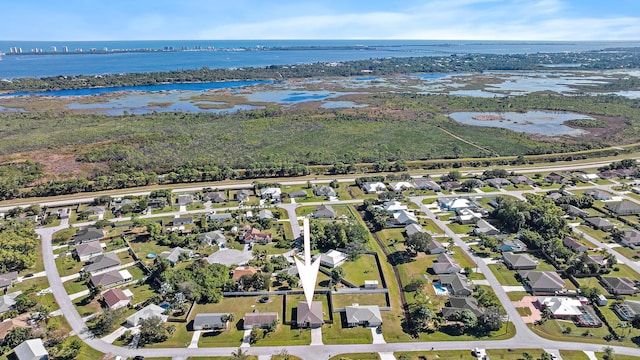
[513,296,542,324]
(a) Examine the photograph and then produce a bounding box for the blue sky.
[2,0,640,41]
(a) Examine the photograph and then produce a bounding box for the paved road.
[571,225,640,275]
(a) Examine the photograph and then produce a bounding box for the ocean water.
[1,40,640,78]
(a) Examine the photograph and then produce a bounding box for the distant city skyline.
[2,0,640,41]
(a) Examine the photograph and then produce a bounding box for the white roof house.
[14,338,48,360]
[392,210,418,225]
[438,198,472,211]
[390,182,414,192]
[382,201,408,212]
[314,249,347,268]
[260,187,282,199]
[538,297,583,318]
[362,182,387,194]
[126,304,168,327]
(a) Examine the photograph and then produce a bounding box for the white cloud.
[195,0,640,40]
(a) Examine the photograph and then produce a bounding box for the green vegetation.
[0,221,40,273]
[566,119,608,128]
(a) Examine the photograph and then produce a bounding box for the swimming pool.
[433,283,450,296]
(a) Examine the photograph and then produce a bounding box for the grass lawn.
[487,349,551,360]
[395,350,474,360]
[376,228,405,253]
[395,253,433,291]
[331,293,388,309]
[323,318,373,344]
[197,295,282,347]
[38,292,60,312]
[55,254,84,277]
[342,254,383,287]
[116,250,135,263]
[129,239,172,264]
[529,319,612,345]
[516,307,532,316]
[613,246,640,261]
[152,205,180,214]
[421,218,444,234]
[487,264,522,286]
[595,354,640,360]
[479,186,499,193]
[75,295,103,317]
[446,223,473,235]
[576,226,611,243]
[558,350,591,360]
[188,358,256,360]
[329,353,379,360]
[66,336,105,360]
[127,282,157,306]
[63,278,88,295]
[255,325,311,346]
[348,185,378,200]
[610,264,640,281]
[575,277,608,296]
[507,291,529,301]
[145,323,192,348]
[600,301,640,340]
[11,276,50,293]
[414,322,515,342]
[452,246,479,269]
[253,242,292,255]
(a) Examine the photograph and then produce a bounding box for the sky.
[2,0,640,41]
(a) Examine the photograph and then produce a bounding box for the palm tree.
[230,347,250,360]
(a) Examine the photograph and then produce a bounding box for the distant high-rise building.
[51,46,57,52]
[62,46,69,53]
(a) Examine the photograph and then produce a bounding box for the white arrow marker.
[295,218,321,309]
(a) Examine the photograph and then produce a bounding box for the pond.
[320,101,368,109]
[448,111,591,136]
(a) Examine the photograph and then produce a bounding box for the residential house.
[73,226,104,244]
[519,270,565,295]
[456,208,483,224]
[440,181,461,191]
[203,192,226,203]
[362,182,387,194]
[126,304,168,327]
[546,192,563,200]
[85,206,106,216]
[432,253,461,274]
[586,254,610,272]
[414,179,441,191]
[537,297,583,319]
[498,239,527,253]
[545,172,567,184]
[487,178,511,188]
[502,252,538,270]
[390,181,414,192]
[232,266,259,281]
[177,194,193,206]
[566,205,589,218]
[613,301,640,321]
[382,201,408,212]
[288,190,308,199]
[314,250,347,268]
[391,210,418,226]
[584,189,613,201]
[620,229,640,249]
[439,273,473,296]
[584,217,615,231]
[193,313,229,330]
[314,185,336,198]
[474,219,499,236]
[312,204,337,219]
[84,252,121,273]
[90,269,131,288]
[510,175,534,186]
[14,338,48,360]
[442,297,482,319]
[172,216,193,226]
[296,301,324,328]
[598,171,616,179]
[615,168,637,179]
[54,208,71,219]
[438,198,472,212]
[426,239,446,255]
[260,187,282,200]
[111,198,134,213]
[235,190,251,202]
[207,213,232,222]
[562,236,588,253]
[75,240,104,261]
[344,305,383,327]
[600,277,638,296]
[606,201,640,215]
[159,247,192,265]
[242,227,272,244]
[0,292,21,314]
[198,230,226,246]
[147,199,166,209]
[243,312,278,330]
[103,287,132,310]
[404,223,424,237]
[364,280,379,289]
[0,272,18,291]
[258,210,273,220]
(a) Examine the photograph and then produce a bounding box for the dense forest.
[2,48,640,92]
